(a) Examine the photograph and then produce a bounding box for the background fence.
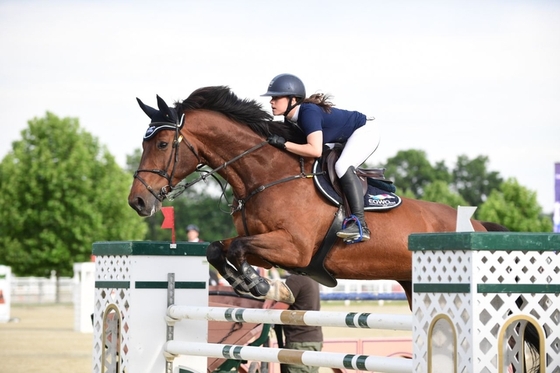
[10,274,73,304]
[9,274,403,305]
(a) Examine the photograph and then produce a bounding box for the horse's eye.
[157,141,168,150]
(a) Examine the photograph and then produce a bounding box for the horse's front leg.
[227,231,313,304]
[207,238,293,302]
[206,239,252,295]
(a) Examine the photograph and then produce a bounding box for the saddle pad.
[312,160,402,211]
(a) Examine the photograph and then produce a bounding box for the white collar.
[288,104,301,123]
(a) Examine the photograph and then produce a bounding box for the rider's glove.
[267,135,287,150]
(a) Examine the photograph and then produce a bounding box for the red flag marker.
[160,206,176,243]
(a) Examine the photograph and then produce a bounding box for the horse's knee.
[225,239,246,267]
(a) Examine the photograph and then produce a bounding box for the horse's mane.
[174,86,306,143]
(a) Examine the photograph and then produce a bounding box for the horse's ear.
[156,95,178,123]
[136,97,159,120]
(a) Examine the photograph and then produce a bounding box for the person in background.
[264,274,323,373]
[185,224,202,242]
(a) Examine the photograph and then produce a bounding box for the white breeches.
[335,119,381,178]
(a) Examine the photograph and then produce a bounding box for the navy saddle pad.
[312,160,402,211]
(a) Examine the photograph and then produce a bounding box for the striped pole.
[164,341,412,373]
[167,305,412,330]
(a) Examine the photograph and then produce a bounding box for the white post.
[0,265,11,323]
[73,262,95,333]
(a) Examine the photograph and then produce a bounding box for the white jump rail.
[164,341,413,373]
[166,305,412,331]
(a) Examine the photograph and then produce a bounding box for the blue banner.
[554,163,560,233]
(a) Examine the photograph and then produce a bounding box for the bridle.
[133,114,200,202]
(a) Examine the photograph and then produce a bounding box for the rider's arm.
[285,131,323,158]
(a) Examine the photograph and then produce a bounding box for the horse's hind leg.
[206,240,252,295]
[398,280,413,311]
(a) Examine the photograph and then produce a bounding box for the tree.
[451,155,503,207]
[477,178,552,232]
[384,149,442,198]
[0,112,147,278]
[422,180,468,208]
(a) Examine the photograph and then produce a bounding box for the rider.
[261,73,380,242]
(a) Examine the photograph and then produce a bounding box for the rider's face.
[269,96,290,116]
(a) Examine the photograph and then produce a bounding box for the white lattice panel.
[413,250,474,372]
[413,250,471,285]
[93,255,133,373]
[92,242,209,373]
[475,251,560,285]
[411,233,560,373]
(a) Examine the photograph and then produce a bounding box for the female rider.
[261,73,380,243]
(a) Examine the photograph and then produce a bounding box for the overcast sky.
[1,0,558,213]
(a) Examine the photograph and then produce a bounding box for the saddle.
[313,144,401,212]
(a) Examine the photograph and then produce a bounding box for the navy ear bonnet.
[137,95,183,140]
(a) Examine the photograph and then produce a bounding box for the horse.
[128,86,501,309]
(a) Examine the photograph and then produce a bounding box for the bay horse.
[128,86,497,309]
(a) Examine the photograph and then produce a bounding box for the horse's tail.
[523,325,541,373]
[480,221,509,231]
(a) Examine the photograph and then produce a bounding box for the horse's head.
[128,95,200,216]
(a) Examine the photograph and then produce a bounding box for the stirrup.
[339,215,366,244]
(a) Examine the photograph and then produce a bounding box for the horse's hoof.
[265,279,295,304]
[251,278,271,298]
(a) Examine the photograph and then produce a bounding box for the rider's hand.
[267,135,287,150]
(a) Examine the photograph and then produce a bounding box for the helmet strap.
[283,96,302,117]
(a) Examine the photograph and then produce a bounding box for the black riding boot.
[336,166,371,242]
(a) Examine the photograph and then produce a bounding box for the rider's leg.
[336,166,370,241]
[334,120,380,242]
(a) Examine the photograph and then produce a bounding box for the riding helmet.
[261,74,306,98]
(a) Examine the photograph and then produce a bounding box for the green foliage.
[478,178,553,232]
[422,180,467,208]
[383,151,510,213]
[380,150,549,229]
[451,155,503,207]
[125,148,143,174]
[384,149,436,198]
[0,113,147,276]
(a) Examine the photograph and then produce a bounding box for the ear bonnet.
[136,95,183,140]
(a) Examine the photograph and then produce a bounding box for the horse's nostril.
[129,196,145,213]
[136,197,145,212]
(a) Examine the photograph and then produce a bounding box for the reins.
[165,140,271,202]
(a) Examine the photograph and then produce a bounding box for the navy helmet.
[261,74,306,99]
